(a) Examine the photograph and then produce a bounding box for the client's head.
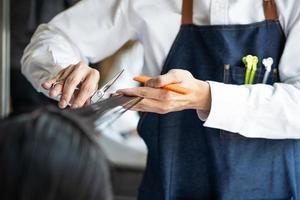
[0,106,112,200]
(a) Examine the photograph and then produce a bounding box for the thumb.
[146,70,182,88]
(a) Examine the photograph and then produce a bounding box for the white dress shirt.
[21,0,300,139]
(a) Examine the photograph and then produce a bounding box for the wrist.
[194,80,211,112]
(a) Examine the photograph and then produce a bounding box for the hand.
[117,69,212,114]
[42,61,100,109]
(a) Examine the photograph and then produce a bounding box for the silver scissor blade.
[74,95,141,117]
[93,96,142,128]
[101,69,125,93]
[91,69,125,103]
[74,95,142,128]
[61,95,141,141]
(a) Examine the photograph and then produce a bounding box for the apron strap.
[264,0,279,20]
[181,0,279,25]
[182,0,193,25]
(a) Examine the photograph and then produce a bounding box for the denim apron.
[138,0,299,199]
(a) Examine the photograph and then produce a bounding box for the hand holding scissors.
[42,61,124,109]
[42,61,100,109]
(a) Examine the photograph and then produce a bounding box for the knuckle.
[90,69,100,78]
[184,70,193,77]
[169,69,180,79]
[155,77,163,86]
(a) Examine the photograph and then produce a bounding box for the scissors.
[90,69,124,103]
[51,69,125,105]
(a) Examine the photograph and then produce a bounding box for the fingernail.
[59,100,67,109]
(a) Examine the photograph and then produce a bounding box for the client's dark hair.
[0,106,112,200]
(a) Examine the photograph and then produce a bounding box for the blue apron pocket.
[227,65,246,85]
[223,65,274,85]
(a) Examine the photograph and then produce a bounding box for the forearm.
[21,24,83,96]
[203,81,300,139]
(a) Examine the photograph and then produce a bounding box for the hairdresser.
[22,0,300,199]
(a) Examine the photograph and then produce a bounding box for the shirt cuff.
[202,81,250,133]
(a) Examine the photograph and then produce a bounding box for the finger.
[71,73,99,108]
[42,65,75,90]
[49,83,63,98]
[84,99,91,106]
[117,87,157,98]
[43,72,64,89]
[117,87,170,100]
[42,78,60,90]
[129,98,170,114]
[60,70,86,109]
[145,70,184,88]
[57,64,76,80]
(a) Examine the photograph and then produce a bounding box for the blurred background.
[0,0,147,199]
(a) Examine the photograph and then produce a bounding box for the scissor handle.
[133,75,192,95]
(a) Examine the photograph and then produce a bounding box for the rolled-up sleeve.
[21,0,137,95]
[201,4,300,139]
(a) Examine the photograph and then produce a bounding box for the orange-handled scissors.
[133,75,192,95]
